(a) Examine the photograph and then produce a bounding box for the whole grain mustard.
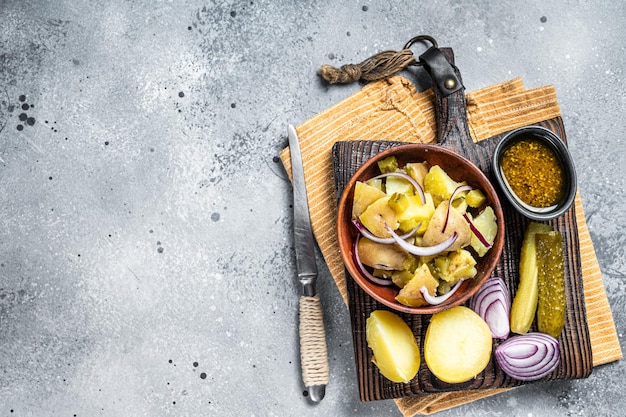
[501,138,565,208]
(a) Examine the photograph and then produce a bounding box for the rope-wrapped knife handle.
[299,294,329,400]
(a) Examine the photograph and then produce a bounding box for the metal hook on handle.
[404,35,438,51]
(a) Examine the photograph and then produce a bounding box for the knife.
[288,124,329,402]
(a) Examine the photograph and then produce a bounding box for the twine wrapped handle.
[299,294,329,388]
[318,35,438,84]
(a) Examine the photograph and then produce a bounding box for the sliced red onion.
[385,224,458,256]
[469,277,511,339]
[352,236,394,286]
[443,185,473,232]
[495,332,560,381]
[372,172,425,204]
[463,212,493,249]
[419,279,463,305]
[351,218,419,245]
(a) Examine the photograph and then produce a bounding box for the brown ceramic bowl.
[337,144,505,314]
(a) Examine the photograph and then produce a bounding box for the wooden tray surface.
[332,119,593,400]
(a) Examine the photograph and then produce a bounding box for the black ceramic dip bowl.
[492,126,577,221]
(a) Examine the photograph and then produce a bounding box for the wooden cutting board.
[332,127,593,401]
[331,48,592,401]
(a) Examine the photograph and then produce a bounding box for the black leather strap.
[419,46,463,97]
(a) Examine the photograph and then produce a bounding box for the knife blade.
[288,124,329,402]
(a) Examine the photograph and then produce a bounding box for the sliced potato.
[434,249,477,283]
[366,310,420,383]
[446,249,477,281]
[424,306,492,383]
[397,193,435,222]
[352,181,387,218]
[465,189,487,208]
[385,175,414,196]
[357,238,407,270]
[422,201,471,252]
[396,264,438,307]
[405,162,429,189]
[424,165,460,205]
[366,178,384,191]
[358,195,399,238]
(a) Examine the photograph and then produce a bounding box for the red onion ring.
[469,277,511,339]
[443,185,473,232]
[463,212,493,249]
[351,218,419,245]
[495,332,560,381]
[385,224,458,257]
[419,279,464,305]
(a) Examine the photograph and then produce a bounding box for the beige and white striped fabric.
[279,76,622,416]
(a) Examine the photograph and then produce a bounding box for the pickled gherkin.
[510,222,552,334]
[377,156,398,174]
[535,231,566,338]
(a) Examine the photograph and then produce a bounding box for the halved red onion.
[469,277,511,339]
[352,236,394,286]
[385,224,458,256]
[443,185,473,232]
[419,279,463,305]
[463,212,493,249]
[372,172,425,204]
[495,332,560,381]
[351,218,419,245]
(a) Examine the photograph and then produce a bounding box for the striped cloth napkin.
[279,76,622,415]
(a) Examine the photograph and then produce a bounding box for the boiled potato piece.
[465,189,487,208]
[397,193,435,222]
[396,264,438,307]
[424,306,493,383]
[352,181,386,218]
[366,178,384,191]
[422,201,471,252]
[424,165,460,205]
[385,175,414,196]
[366,310,420,383]
[405,162,429,189]
[433,250,476,283]
[358,195,399,238]
[357,238,407,270]
[398,218,421,235]
[446,249,477,281]
[397,193,435,235]
[469,206,497,257]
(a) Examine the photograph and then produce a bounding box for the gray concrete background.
[0,1,624,416]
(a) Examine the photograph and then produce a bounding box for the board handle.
[419,47,475,155]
